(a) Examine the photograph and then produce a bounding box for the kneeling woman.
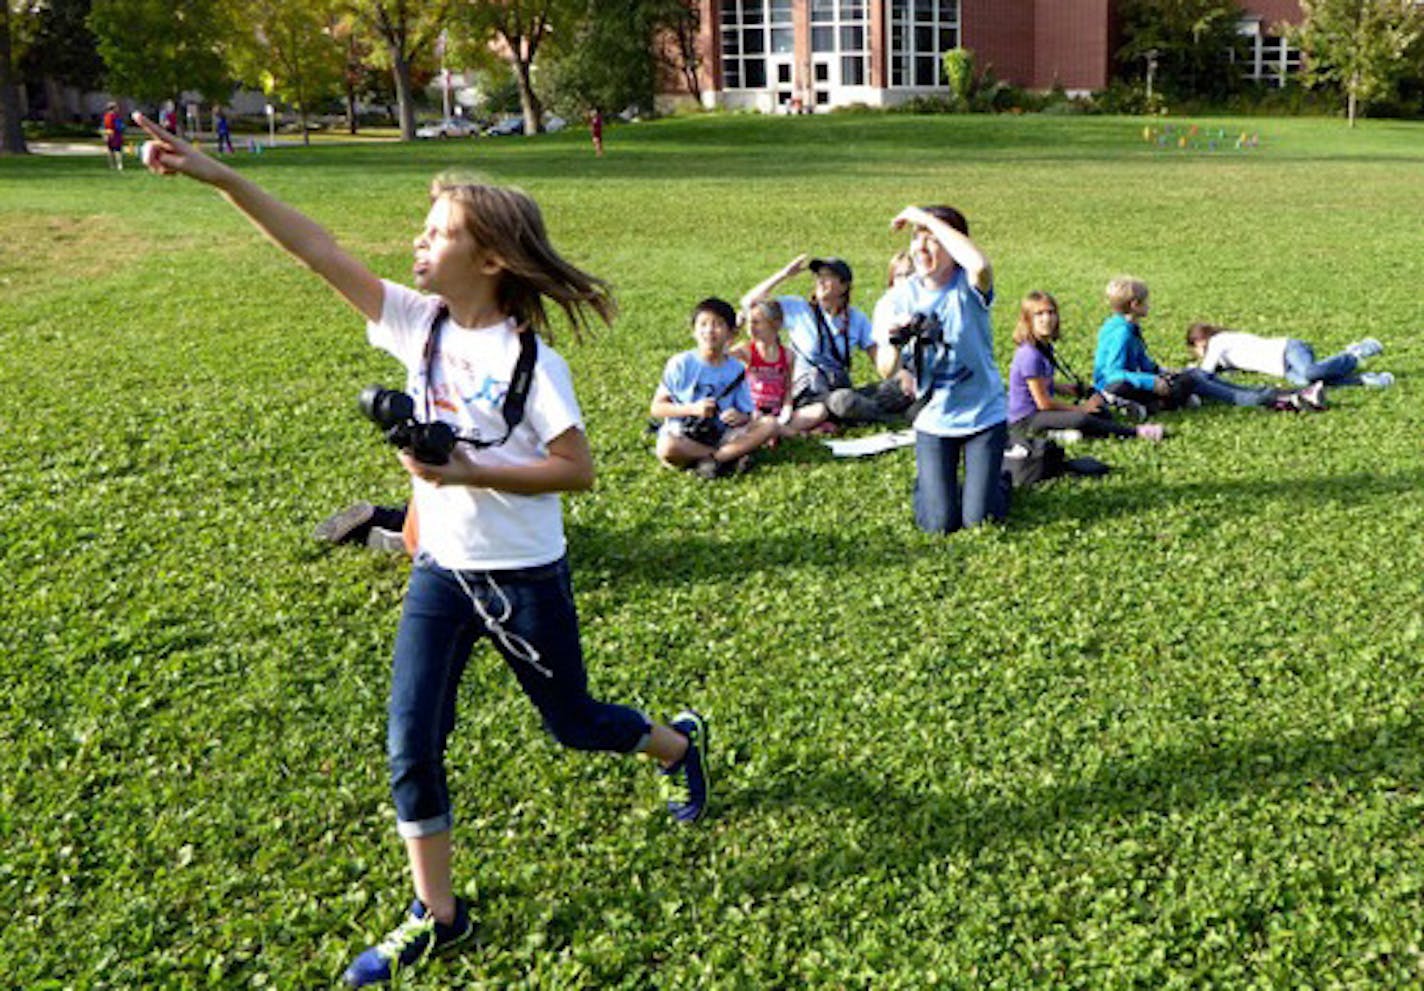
[872,205,1008,534]
[1008,291,1163,443]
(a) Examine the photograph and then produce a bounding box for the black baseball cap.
[809,257,853,284]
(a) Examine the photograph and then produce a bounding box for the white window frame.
[1236,18,1301,88]
[810,0,870,96]
[889,0,962,89]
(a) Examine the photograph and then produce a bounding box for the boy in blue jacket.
[1092,276,1319,417]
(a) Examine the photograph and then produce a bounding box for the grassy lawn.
[3,112,1423,988]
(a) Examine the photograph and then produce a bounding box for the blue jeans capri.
[387,555,652,838]
[913,421,1009,534]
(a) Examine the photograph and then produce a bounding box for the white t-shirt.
[1198,331,1288,378]
[367,280,582,570]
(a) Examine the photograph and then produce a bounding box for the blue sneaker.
[661,710,710,824]
[343,898,473,987]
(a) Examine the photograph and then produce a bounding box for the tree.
[1116,0,1246,102]
[350,0,445,140]
[650,0,701,101]
[543,0,662,116]
[88,0,229,112]
[1,0,27,153]
[328,10,382,133]
[452,0,578,135]
[17,0,105,125]
[224,0,344,145]
[1291,0,1424,126]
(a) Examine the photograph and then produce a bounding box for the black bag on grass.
[1003,437,1112,488]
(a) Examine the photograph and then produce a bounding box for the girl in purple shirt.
[1008,291,1163,442]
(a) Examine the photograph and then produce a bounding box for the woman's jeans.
[1283,339,1359,386]
[388,555,651,838]
[914,421,1009,534]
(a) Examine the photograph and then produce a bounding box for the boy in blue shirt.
[651,298,780,478]
[1093,276,1321,417]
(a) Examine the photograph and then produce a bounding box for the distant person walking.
[214,106,235,155]
[589,108,604,157]
[102,102,125,170]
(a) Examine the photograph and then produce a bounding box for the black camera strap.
[1041,343,1091,402]
[421,306,539,450]
[809,301,851,374]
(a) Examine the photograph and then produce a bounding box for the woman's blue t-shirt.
[873,269,1007,436]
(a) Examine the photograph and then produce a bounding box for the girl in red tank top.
[732,299,790,419]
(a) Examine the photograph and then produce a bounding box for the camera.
[681,415,726,448]
[358,385,457,465]
[887,311,944,348]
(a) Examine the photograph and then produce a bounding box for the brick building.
[668,0,1303,112]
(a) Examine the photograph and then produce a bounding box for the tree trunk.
[391,56,416,140]
[1347,71,1358,128]
[513,57,543,135]
[345,86,358,134]
[44,77,66,125]
[0,2,28,155]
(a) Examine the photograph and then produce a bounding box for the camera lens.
[358,386,414,428]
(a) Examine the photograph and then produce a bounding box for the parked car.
[416,117,479,139]
[484,116,528,137]
[485,114,566,136]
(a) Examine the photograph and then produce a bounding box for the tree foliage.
[542,0,667,116]
[18,0,105,95]
[223,0,345,144]
[1291,0,1424,125]
[349,0,446,140]
[1116,0,1247,101]
[450,0,579,135]
[88,0,230,105]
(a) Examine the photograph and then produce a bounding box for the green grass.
[3,112,1424,988]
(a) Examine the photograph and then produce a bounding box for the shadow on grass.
[1010,466,1424,530]
[718,714,1424,894]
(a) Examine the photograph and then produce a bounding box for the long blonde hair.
[431,176,615,340]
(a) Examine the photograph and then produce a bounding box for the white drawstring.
[451,568,553,679]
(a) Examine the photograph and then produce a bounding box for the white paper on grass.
[823,430,916,458]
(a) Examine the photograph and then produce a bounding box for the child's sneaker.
[1101,392,1149,422]
[1298,381,1328,411]
[1045,429,1083,445]
[1346,337,1384,360]
[1134,423,1165,442]
[692,457,731,481]
[343,898,474,987]
[1361,371,1394,389]
[314,501,377,544]
[661,710,709,824]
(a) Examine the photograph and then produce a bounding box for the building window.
[890,0,961,88]
[810,0,869,88]
[1236,20,1301,87]
[722,0,792,90]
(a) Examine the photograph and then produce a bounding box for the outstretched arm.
[891,206,992,294]
[132,113,384,323]
[739,254,808,312]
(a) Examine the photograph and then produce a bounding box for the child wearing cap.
[650,297,780,479]
[740,254,906,433]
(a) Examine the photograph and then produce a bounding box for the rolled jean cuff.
[396,812,453,839]
[629,710,653,754]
